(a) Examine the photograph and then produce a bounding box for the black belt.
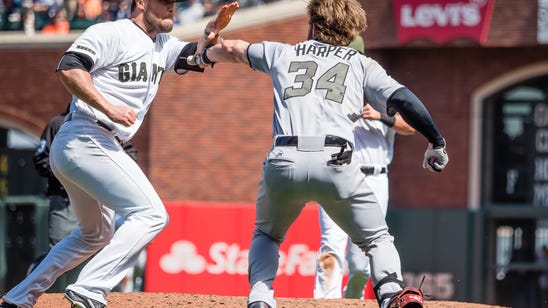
[275,135,350,147]
[97,121,125,146]
[361,166,387,176]
[275,135,353,166]
[96,120,114,132]
[65,113,124,146]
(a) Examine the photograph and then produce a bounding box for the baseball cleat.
[64,290,106,308]
[384,287,424,308]
[248,301,271,308]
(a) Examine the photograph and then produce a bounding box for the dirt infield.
[27,292,509,307]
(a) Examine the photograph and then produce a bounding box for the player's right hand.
[422,140,449,172]
[107,105,137,127]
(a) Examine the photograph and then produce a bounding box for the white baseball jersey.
[1,19,191,307]
[353,118,396,167]
[65,19,188,143]
[314,118,395,299]
[247,40,403,144]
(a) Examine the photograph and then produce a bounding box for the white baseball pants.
[314,173,389,299]
[2,116,168,307]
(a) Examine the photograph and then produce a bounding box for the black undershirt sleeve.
[174,42,205,74]
[56,52,93,72]
[387,87,445,148]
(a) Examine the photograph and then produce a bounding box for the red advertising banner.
[145,201,323,297]
[393,0,495,44]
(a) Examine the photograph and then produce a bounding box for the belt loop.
[361,166,387,176]
[374,165,382,175]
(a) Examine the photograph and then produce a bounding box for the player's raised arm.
[179,1,239,71]
[197,1,240,54]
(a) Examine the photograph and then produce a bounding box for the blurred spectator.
[177,0,203,25]
[63,0,77,21]
[2,0,23,30]
[238,0,263,9]
[1,0,286,32]
[38,0,63,26]
[41,6,69,33]
[32,0,54,31]
[1,0,68,33]
[202,0,214,17]
[100,0,112,21]
[101,0,127,21]
[77,0,100,21]
[115,0,129,20]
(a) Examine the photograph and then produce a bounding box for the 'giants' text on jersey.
[118,62,165,84]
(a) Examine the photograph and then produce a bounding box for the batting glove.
[423,139,449,172]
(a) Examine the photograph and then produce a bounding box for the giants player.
[0,1,239,307]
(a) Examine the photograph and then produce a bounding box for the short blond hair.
[307,0,367,46]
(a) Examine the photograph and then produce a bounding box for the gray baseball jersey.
[245,40,405,308]
[249,40,402,143]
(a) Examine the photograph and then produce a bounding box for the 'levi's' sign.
[393,0,495,44]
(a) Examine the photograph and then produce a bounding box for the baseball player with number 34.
[0,1,239,308]
[189,0,448,307]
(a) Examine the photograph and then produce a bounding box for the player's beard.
[144,10,174,33]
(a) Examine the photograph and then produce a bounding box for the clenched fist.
[423,140,449,172]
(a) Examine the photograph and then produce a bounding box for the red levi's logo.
[393,0,495,44]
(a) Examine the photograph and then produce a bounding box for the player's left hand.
[422,140,449,172]
[198,1,239,52]
[192,1,239,67]
[361,103,381,120]
[207,1,239,38]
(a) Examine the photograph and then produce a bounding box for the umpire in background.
[33,108,77,250]
[31,107,79,292]
[31,107,138,292]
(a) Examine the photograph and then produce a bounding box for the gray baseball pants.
[247,136,402,308]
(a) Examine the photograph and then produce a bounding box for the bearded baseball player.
[195,0,448,307]
[314,103,415,299]
[0,1,239,308]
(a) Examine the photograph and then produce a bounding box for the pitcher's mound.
[30,292,508,307]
